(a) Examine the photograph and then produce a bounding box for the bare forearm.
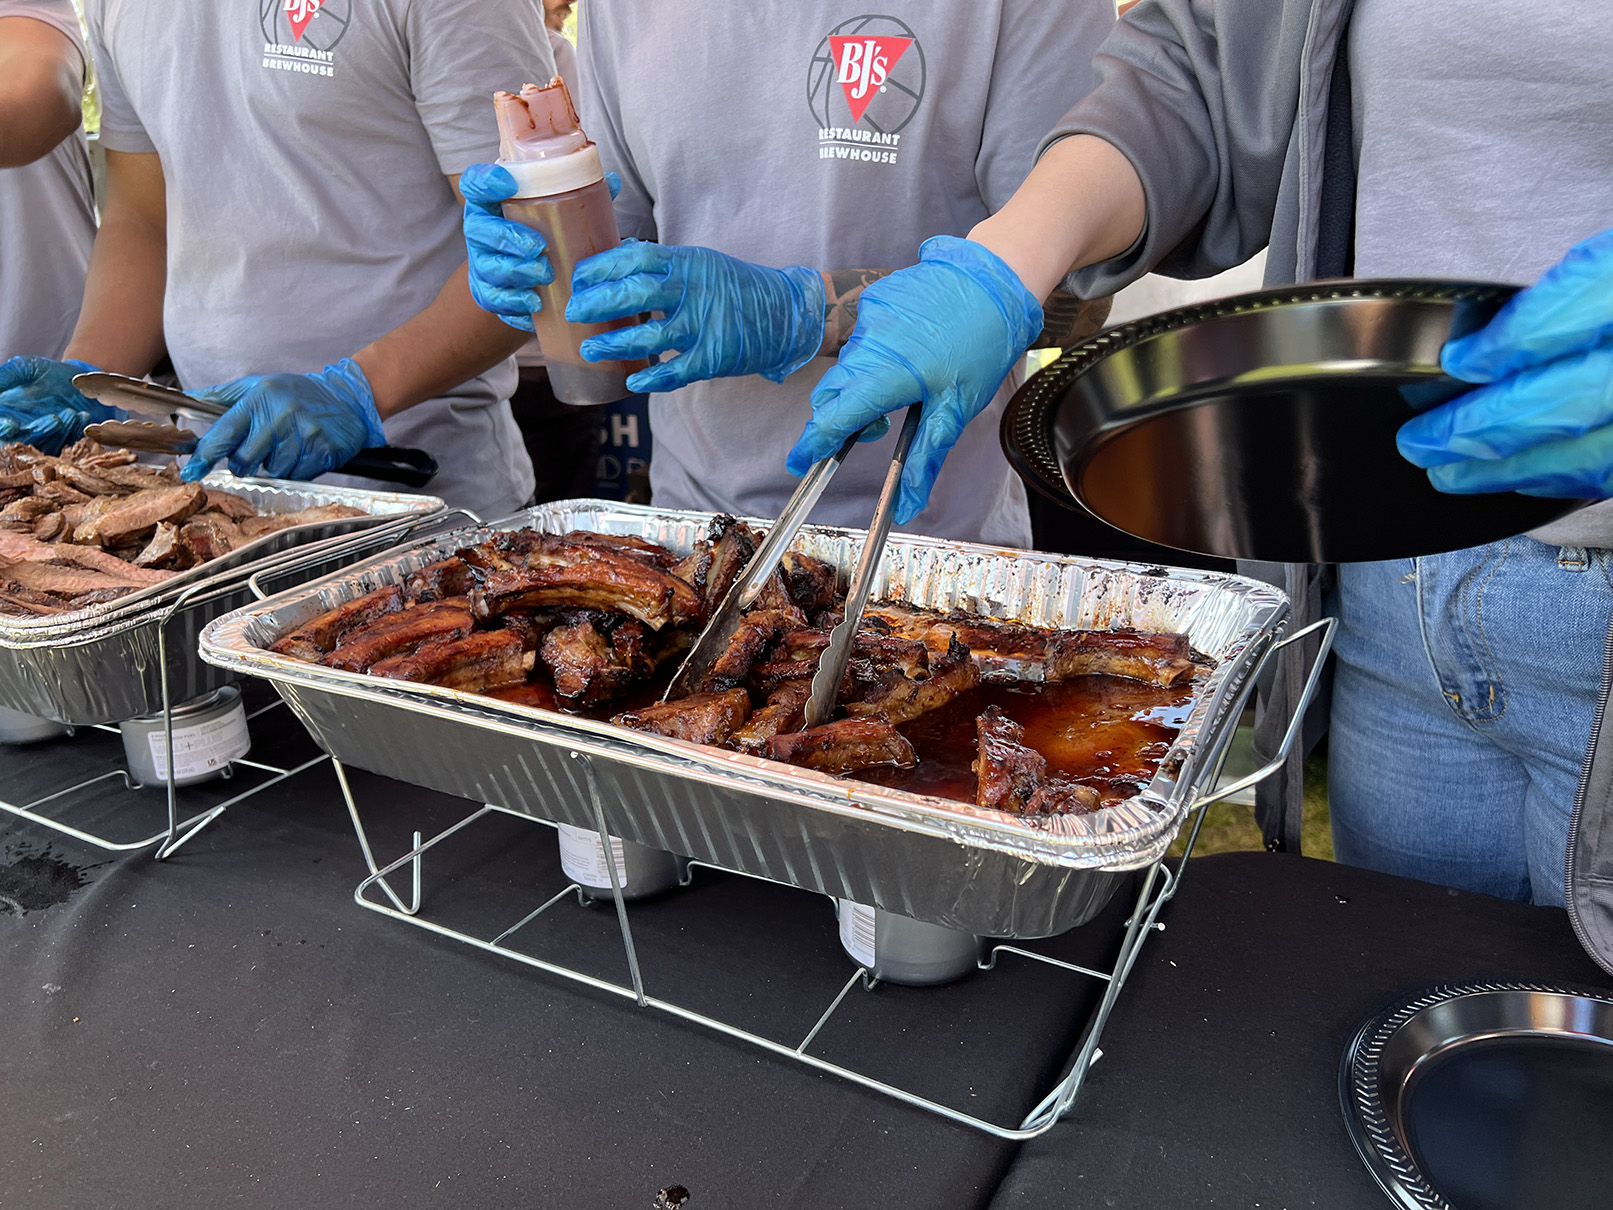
[821,267,1111,354]
[967,134,1146,304]
[0,17,81,168]
[63,209,167,374]
[353,263,528,419]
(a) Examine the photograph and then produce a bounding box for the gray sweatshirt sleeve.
[1040,0,1324,296]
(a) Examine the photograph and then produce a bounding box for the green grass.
[1169,752,1333,860]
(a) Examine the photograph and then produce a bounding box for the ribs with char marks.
[370,630,528,692]
[864,603,1197,687]
[613,688,751,746]
[325,598,474,672]
[269,585,404,662]
[768,718,918,775]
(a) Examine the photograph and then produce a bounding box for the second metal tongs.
[663,401,925,717]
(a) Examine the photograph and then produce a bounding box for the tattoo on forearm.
[1032,289,1112,350]
[822,272,1111,357]
[821,268,894,354]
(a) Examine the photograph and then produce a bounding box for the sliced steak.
[79,482,206,547]
[133,521,185,569]
[236,503,366,538]
[54,544,174,584]
[203,489,258,520]
[179,514,240,563]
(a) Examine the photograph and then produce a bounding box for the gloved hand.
[0,356,119,454]
[1398,227,1613,497]
[566,242,826,394]
[460,162,620,333]
[179,358,386,483]
[786,235,1043,524]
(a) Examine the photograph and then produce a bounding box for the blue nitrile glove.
[785,235,1043,524]
[179,358,386,483]
[461,163,621,333]
[0,356,120,454]
[566,242,827,394]
[1398,227,1613,497]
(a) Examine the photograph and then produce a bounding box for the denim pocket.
[1418,541,1510,724]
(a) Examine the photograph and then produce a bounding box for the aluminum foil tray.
[0,482,447,725]
[0,473,444,639]
[200,500,1288,937]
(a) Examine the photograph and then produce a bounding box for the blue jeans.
[1328,539,1613,906]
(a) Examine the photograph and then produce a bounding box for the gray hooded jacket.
[1041,0,1613,973]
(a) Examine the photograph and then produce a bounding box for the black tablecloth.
[992,849,1613,1208]
[2,696,1609,1209]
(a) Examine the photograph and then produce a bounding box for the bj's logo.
[260,0,352,77]
[284,0,324,42]
[808,15,927,163]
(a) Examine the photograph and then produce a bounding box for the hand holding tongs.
[71,372,439,489]
[664,401,925,724]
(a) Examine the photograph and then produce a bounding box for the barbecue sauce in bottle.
[493,79,646,404]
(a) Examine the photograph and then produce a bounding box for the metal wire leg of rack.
[0,580,328,860]
[0,698,328,859]
[337,747,1214,1140]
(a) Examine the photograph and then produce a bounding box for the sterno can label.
[145,705,251,782]
[838,899,877,968]
[557,823,629,890]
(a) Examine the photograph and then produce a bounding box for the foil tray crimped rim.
[0,524,424,725]
[1002,277,1519,508]
[0,472,444,639]
[200,500,1287,869]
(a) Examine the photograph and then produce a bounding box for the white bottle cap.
[499,144,605,199]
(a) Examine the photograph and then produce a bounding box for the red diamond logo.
[286,0,325,42]
[828,34,913,124]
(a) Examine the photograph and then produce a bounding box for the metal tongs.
[664,402,924,729]
[71,371,440,490]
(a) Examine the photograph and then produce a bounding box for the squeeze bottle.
[493,79,646,404]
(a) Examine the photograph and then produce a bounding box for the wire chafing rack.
[0,509,461,859]
[334,619,1331,1140]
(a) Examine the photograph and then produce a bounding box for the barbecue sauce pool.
[856,676,1194,806]
[490,668,1195,810]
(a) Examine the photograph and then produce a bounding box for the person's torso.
[0,0,95,358]
[86,0,555,516]
[581,0,1114,545]
[1350,0,1613,284]
[1349,0,1613,547]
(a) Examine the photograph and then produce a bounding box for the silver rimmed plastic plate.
[1341,982,1613,1210]
[1002,280,1584,563]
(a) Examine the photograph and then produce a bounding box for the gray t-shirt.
[1351,0,1613,548]
[575,0,1115,546]
[84,0,556,519]
[0,0,94,360]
